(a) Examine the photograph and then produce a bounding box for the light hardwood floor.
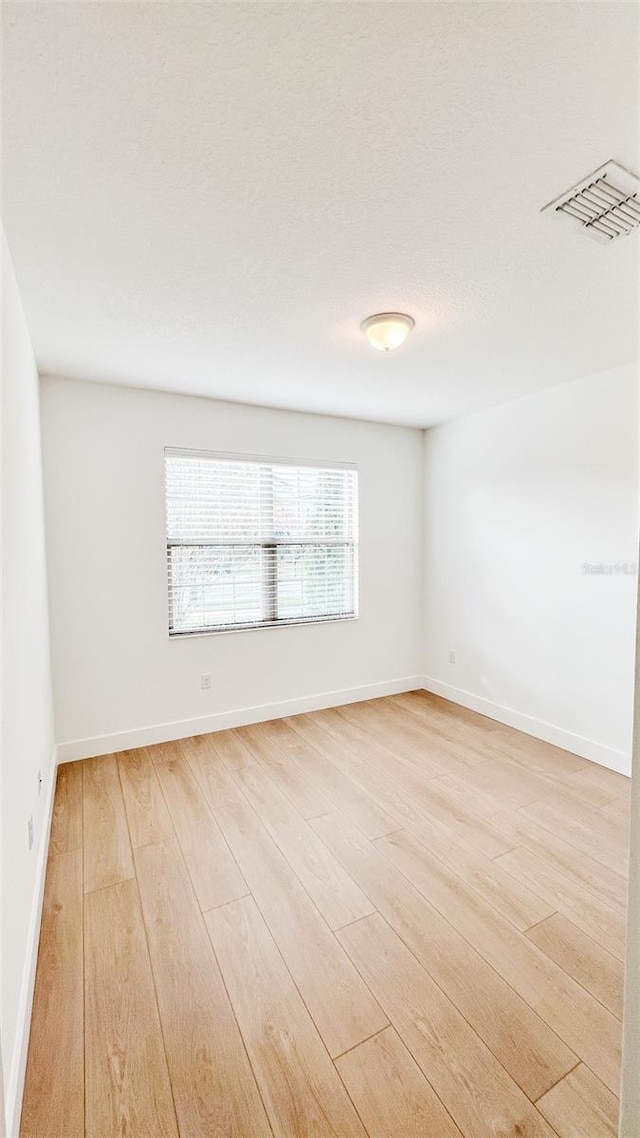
[20,691,631,1138]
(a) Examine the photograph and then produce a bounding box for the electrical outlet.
[201,673,212,690]
[448,650,456,664]
[28,815,34,850]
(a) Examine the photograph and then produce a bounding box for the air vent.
[541,160,640,243]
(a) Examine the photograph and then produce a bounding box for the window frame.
[165,448,359,637]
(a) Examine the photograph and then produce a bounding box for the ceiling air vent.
[541,160,640,243]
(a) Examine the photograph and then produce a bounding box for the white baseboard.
[55,675,424,763]
[421,675,631,776]
[5,751,57,1138]
[55,673,631,775]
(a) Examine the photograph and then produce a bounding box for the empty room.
[1,2,639,1137]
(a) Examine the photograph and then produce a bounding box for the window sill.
[168,613,359,638]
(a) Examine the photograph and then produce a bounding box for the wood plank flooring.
[20,691,631,1138]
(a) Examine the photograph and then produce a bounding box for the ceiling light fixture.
[361,311,414,351]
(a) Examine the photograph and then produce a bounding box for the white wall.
[1,234,56,1136]
[422,362,639,774]
[620,558,640,1135]
[40,378,423,757]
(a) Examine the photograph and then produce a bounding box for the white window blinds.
[165,450,358,634]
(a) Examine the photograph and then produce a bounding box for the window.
[165,449,358,635]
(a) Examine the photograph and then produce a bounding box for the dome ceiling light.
[361,312,415,351]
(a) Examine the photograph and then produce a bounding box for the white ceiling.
[2,1,639,427]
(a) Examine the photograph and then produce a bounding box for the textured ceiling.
[2,1,639,427]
